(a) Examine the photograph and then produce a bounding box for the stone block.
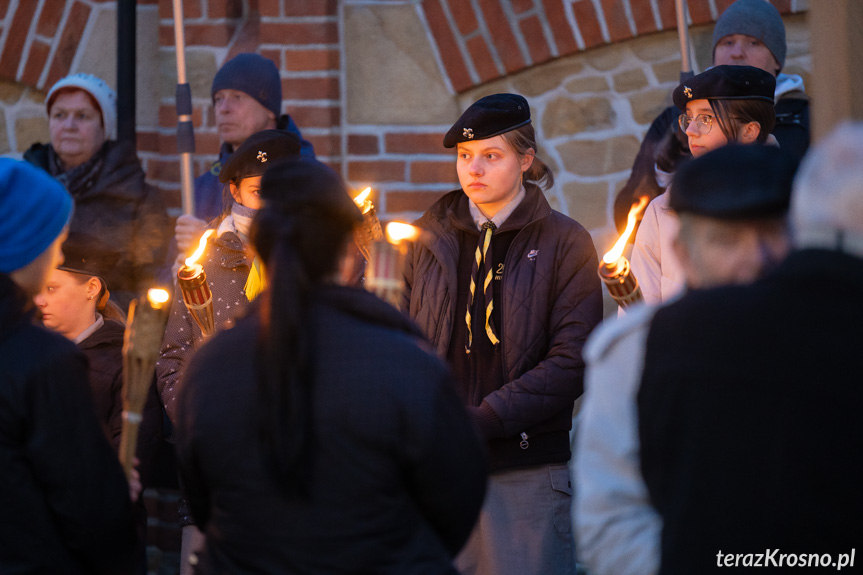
[562,180,609,231]
[689,24,716,71]
[556,135,640,177]
[630,31,680,63]
[344,4,457,125]
[542,96,615,138]
[613,68,648,92]
[564,75,610,94]
[652,60,682,84]
[586,43,626,72]
[159,51,217,104]
[628,87,672,125]
[15,115,49,151]
[0,81,24,105]
[510,56,585,97]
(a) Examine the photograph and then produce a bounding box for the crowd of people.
[1,1,861,574]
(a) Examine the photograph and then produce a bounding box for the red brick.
[284,49,339,72]
[228,17,261,58]
[773,0,793,14]
[477,0,525,73]
[385,132,446,154]
[657,0,677,30]
[541,0,578,55]
[511,0,533,15]
[572,0,604,49]
[307,133,341,157]
[348,160,406,183]
[466,36,499,83]
[686,0,714,26]
[287,104,340,128]
[260,0,280,17]
[600,0,633,42]
[207,0,243,18]
[260,22,338,45]
[448,0,479,35]
[348,134,379,155]
[0,1,39,79]
[137,131,160,153]
[36,1,63,36]
[715,0,737,16]
[147,158,182,183]
[159,105,205,130]
[631,0,657,36]
[0,0,9,19]
[195,132,221,155]
[184,24,236,47]
[520,16,552,65]
[159,0,202,20]
[261,49,282,68]
[45,1,91,88]
[283,0,338,17]
[422,0,472,92]
[21,41,50,87]
[411,161,456,184]
[386,190,448,213]
[282,76,340,100]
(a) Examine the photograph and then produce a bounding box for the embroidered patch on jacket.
[527,249,539,261]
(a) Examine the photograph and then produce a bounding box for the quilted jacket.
[403,185,603,468]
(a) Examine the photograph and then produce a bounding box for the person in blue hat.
[403,93,604,575]
[0,158,139,574]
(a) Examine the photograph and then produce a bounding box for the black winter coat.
[638,249,863,574]
[24,140,170,309]
[176,285,487,574]
[0,275,137,574]
[403,185,603,470]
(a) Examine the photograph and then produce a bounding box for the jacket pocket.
[549,463,573,534]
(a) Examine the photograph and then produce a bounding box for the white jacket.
[630,192,684,305]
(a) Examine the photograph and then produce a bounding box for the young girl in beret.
[631,64,777,305]
[403,93,603,575]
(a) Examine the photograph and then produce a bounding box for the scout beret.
[219,129,302,183]
[673,65,775,110]
[670,144,798,219]
[443,93,532,148]
[57,232,120,285]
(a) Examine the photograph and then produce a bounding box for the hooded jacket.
[403,185,603,470]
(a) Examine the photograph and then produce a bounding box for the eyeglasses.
[678,113,715,135]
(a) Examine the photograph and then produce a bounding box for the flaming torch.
[366,222,421,307]
[599,196,649,309]
[177,229,215,337]
[119,288,171,480]
[353,186,384,261]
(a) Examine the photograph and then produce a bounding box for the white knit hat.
[46,73,117,140]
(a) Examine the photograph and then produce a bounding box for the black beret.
[673,65,775,110]
[443,93,531,148]
[57,232,120,288]
[669,144,798,219]
[219,129,302,183]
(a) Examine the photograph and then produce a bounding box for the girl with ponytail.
[175,156,487,574]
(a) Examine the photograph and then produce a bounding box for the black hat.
[219,129,302,184]
[670,144,798,220]
[672,65,775,110]
[443,93,531,148]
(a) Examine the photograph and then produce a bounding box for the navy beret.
[670,144,798,220]
[673,65,775,110]
[219,129,301,183]
[443,93,531,148]
[57,232,120,288]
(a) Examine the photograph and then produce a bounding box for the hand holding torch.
[353,187,384,261]
[599,196,649,308]
[119,288,171,480]
[366,222,421,308]
[177,230,216,337]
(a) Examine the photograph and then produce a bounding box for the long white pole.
[172,0,195,215]
[675,0,695,82]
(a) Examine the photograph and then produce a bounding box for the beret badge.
[257,151,268,163]
[463,128,474,139]
[684,86,693,99]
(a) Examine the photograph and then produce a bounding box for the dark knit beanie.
[211,53,283,118]
[712,0,786,71]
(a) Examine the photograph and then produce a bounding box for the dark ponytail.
[250,157,362,497]
[500,123,555,190]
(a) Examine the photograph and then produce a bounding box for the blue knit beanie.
[211,53,283,118]
[0,159,73,273]
[712,0,786,71]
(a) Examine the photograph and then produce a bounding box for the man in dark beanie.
[613,0,810,235]
[575,144,799,575]
[170,53,315,275]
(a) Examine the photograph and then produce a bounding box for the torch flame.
[185,229,215,268]
[385,222,421,244]
[147,288,171,309]
[353,187,373,214]
[602,195,650,264]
